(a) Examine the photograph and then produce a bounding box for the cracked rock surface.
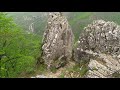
[41,12,74,69]
[74,20,120,78]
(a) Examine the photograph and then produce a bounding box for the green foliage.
[69,12,92,25]
[0,12,42,78]
[37,64,47,74]
[68,64,88,77]
[50,67,57,73]
[59,61,89,78]
[112,71,120,78]
[67,12,92,41]
[59,73,65,78]
[92,12,120,24]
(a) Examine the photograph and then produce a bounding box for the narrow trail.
[31,61,75,78]
[29,22,34,33]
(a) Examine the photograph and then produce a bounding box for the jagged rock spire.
[41,12,74,69]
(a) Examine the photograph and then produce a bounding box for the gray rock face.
[41,12,74,69]
[84,50,120,78]
[74,20,120,78]
[74,20,120,62]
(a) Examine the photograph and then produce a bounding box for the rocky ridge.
[74,20,120,78]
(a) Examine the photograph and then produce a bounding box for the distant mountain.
[6,12,120,41]
[66,12,120,41]
[6,12,48,35]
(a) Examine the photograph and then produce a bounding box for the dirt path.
[31,61,75,78]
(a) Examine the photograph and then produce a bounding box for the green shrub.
[0,12,42,78]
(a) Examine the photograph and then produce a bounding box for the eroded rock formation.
[41,12,74,69]
[74,20,120,78]
[85,50,120,78]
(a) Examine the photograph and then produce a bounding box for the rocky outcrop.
[84,50,120,78]
[74,20,120,78]
[41,12,74,69]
